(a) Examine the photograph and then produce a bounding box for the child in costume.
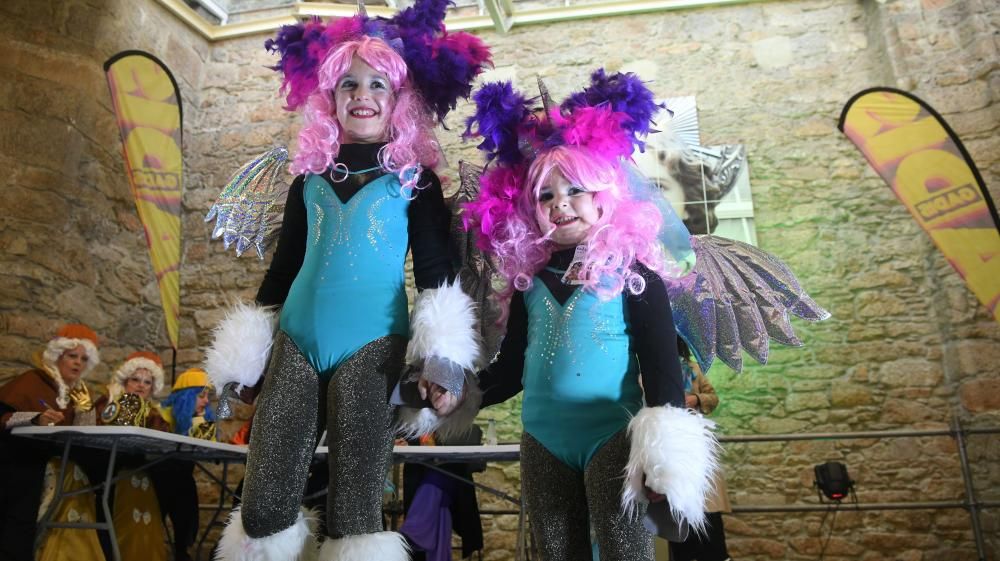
[205,2,491,559]
[463,73,720,561]
[161,367,217,441]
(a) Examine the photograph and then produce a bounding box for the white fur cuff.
[405,279,482,371]
[318,531,409,561]
[204,303,278,390]
[622,405,720,534]
[215,506,317,561]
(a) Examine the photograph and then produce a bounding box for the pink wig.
[467,144,667,304]
[292,36,439,193]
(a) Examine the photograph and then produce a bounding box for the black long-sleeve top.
[478,248,685,409]
[256,143,454,306]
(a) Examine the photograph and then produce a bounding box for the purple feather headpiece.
[465,69,664,168]
[265,0,492,122]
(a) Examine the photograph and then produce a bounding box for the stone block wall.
[2,0,997,560]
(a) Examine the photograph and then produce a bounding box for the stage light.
[814,461,855,503]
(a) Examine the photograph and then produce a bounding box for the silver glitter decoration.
[311,202,326,247]
[521,431,653,561]
[667,234,830,373]
[536,292,581,369]
[315,183,395,257]
[241,331,320,538]
[326,335,406,538]
[587,297,613,354]
[206,146,290,260]
[365,195,387,251]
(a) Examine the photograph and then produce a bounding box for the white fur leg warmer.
[215,506,318,561]
[204,302,278,390]
[622,405,720,534]
[318,531,409,561]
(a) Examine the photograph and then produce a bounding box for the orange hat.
[43,323,101,378]
[55,324,99,347]
[124,351,163,366]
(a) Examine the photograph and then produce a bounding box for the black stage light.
[814,461,855,502]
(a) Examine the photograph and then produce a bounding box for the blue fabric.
[160,386,215,436]
[520,283,644,472]
[280,173,411,376]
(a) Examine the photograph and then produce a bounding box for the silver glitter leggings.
[240,331,405,539]
[521,430,654,561]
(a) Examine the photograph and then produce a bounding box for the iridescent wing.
[667,235,830,373]
[205,146,290,259]
[451,161,505,361]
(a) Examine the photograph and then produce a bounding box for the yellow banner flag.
[105,52,183,348]
[840,88,1000,323]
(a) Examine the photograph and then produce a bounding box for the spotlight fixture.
[814,461,855,503]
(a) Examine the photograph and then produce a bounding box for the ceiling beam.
[156,0,770,40]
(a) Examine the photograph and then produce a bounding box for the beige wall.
[1,0,998,559]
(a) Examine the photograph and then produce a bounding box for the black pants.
[0,438,48,561]
[150,459,199,557]
[669,512,730,561]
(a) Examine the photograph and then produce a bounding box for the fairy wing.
[205,146,291,260]
[451,161,505,361]
[668,234,830,373]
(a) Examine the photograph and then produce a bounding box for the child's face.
[536,168,600,249]
[195,389,209,415]
[334,55,394,144]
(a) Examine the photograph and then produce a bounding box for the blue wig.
[162,386,216,437]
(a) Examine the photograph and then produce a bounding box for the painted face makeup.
[124,369,155,400]
[334,55,394,144]
[536,169,600,249]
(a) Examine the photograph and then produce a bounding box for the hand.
[418,377,460,416]
[69,383,93,412]
[35,409,65,426]
[643,474,665,503]
[685,394,699,409]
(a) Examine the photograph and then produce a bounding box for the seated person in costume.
[0,323,101,561]
[96,351,171,561]
[156,367,217,561]
[96,351,169,431]
[161,367,217,440]
[463,73,719,561]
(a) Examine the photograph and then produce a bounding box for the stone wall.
[0,0,211,381]
[2,0,998,560]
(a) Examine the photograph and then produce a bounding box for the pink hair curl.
[466,144,667,307]
[291,36,439,193]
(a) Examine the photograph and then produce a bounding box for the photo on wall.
[634,96,756,245]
